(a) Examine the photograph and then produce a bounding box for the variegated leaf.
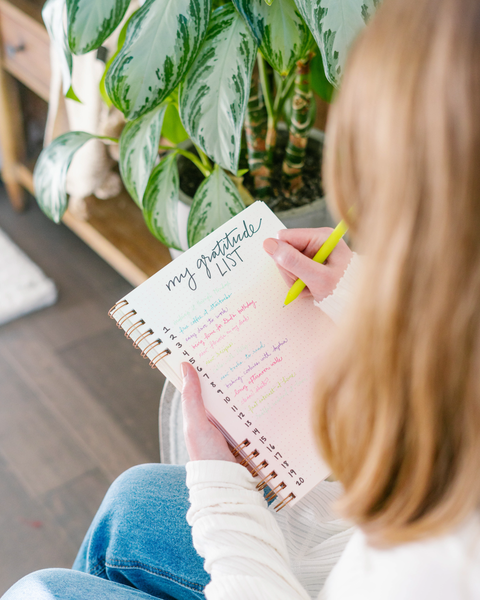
[187,165,245,247]
[232,0,311,76]
[106,0,211,120]
[294,0,379,87]
[42,0,74,96]
[142,152,182,249]
[119,103,167,208]
[179,4,258,174]
[66,0,131,55]
[33,132,96,223]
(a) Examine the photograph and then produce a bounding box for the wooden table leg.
[0,62,26,211]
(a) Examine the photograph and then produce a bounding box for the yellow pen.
[284,219,349,306]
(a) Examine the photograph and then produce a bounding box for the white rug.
[0,228,58,326]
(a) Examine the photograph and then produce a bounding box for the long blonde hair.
[317,0,480,544]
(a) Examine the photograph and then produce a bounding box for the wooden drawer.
[0,0,50,101]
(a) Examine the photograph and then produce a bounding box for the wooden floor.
[0,187,166,595]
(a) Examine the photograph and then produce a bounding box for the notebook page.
[115,202,334,507]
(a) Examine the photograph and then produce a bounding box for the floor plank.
[0,455,78,595]
[0,326,154,483]
[31,298,113,351]
[61,328,165,460]
[0,357,95,497]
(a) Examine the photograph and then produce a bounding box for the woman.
[4,0,480,597]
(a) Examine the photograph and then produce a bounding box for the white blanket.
[0,228,57,326]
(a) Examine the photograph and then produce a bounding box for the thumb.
[263,238,326,284]
[181,362,208,429]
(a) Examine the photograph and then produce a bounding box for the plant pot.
[170,127,333,260]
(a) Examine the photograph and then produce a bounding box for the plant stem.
[257,54,277,167]
[244,67,272,198]
[194,144,213,171]
[282,54,313,196]
[257,54,274,120]
[159,145,211,178]
[273,68,296,119]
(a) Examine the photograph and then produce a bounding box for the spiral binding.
[141,338,162,358]
[134,329,153,348]
[117,309,136,328]
[256,470,277,491]
[109,299,128,318]
[109,300,171,368]
[240,449,259,467]
[231,439,250,457]
[125,319,145,338]
[265,482,286,502]
[230,438,295,512]
[150,349,171,368]
[251,460,268,477]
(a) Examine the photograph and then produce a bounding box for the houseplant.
[34,0,380,250]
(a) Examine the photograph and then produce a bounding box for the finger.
[277,228,336,257]
[181,362,210,430]
[263,238,328,283]
[275,263,297,287]
[181,362,237,463]
[274,263,313,298]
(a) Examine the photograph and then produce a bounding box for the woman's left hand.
[181,362,237,463]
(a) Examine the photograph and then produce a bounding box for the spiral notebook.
[110,201,334,510]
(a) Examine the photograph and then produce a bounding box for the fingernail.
[263,239,278,255]
[181,363,188,379]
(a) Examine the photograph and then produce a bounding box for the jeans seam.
[88,560,107,578]
[105,559,205,592]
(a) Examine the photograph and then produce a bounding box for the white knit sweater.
[186,255,480,599]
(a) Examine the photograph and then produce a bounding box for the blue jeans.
[2,464,210,600]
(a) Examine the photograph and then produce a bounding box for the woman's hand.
[263,228,353,303]
[181,362,236,463]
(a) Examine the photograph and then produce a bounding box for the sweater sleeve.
[186,460,312,600]
[314,253,361,325]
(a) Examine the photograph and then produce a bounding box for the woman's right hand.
[263,228,353,303]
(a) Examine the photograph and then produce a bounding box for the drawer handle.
[6,44,26,58]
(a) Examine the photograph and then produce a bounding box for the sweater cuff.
[314,252,361,325]
[186,460,258,491]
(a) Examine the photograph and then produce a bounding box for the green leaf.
[33,131,95,223]
[310,47,334,102]
[99,11,136,108]
[232,0,311,76]
[187,164,246,247]
[106,0,212,120]
[42,0,75,97]
[119,103,167,208]
[162,103,189,145]
[66,85,82,103]
[66,0,131,55]
[179,4,258,174]
[293,0,378,87]
[142,152,182,249]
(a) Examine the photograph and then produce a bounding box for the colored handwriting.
[247,373,297,414]
[273,338,288,352]
[255,376,305,419]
